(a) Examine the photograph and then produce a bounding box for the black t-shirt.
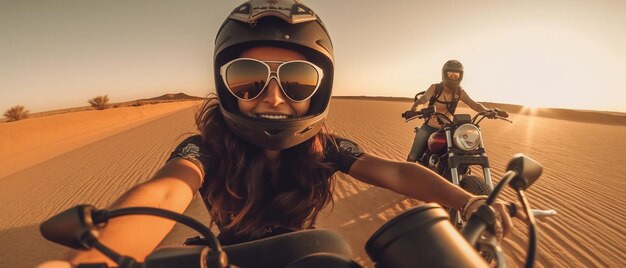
[167,134,363,176]
[166,134,364,244]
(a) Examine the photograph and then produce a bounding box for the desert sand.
[0,99,624,267]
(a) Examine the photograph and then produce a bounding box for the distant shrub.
[131,101,144,107]
[3,105,30,122]
[88,95,110,110]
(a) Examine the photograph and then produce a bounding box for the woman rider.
[39,1,518,267]
[406,60,498,162]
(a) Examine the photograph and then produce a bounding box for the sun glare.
[519,106,540,116]
[518,106,540,147]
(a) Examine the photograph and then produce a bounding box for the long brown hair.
[195,94,334,237]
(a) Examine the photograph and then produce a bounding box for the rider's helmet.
[442,60,464,89]
[214,0,334,150]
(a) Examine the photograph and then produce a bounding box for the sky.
[1,0,625,113]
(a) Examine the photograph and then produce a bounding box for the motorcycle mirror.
[506,153,543,190]
[40,205,101,250]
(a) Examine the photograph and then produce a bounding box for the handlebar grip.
[402,111,420,119]
[460,217,489,245]
[461,205,495,245]
[492,108,509,118]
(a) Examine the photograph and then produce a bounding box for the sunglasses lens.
[224,60,268,100]
[279,62,320,101]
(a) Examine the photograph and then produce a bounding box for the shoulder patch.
[181,143,200,156]
[323,136,364,174]
[166,135,208,177]
[339,139,363,158]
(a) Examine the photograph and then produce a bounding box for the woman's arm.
[65,158,204,266]
[348,152,520,236]
[410,84,436,111]
[348,153,472,210]
[459,89,489,112]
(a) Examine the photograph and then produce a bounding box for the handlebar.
[474,108,512,124]
[40,206,228,268]
[402,107,511,125]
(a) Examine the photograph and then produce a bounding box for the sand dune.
[0,101,200,178]
[0,99,624,267]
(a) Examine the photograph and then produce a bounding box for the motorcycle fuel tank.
[428,131,447,153]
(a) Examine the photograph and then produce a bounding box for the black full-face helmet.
[442,60,464,89]
[214,0,334,150]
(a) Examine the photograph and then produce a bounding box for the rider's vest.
[428,83,461,115]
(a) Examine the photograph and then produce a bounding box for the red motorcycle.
[402,104,511,230]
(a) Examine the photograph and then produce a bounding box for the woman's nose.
[261,77,286,106]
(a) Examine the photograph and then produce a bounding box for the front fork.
[445,129,494,227]
[445,129,464,227]
[446,129,494,189]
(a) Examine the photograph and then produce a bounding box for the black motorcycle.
[402,99,512,229]
[40,155,555,268]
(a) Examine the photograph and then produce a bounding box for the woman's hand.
[462,196,526,240]
[36,260,73,268]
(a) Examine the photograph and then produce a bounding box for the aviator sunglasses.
[220,58,324,102]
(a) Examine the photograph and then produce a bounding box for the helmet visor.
[220,58,324,102]
[446,71,462,80]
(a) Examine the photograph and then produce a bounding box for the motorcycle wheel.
[460,175,491,196]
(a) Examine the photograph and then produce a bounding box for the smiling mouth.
[256,113,291,119]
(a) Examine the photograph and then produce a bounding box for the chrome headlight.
[453,124,481,151]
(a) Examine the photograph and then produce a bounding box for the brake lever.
[531,209,557,218]
[498,116,513,123]
[404,117,420,122]
[507,204,557,218]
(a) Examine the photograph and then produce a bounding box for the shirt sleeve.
[323,136,365,174]
[166,135,209,177]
